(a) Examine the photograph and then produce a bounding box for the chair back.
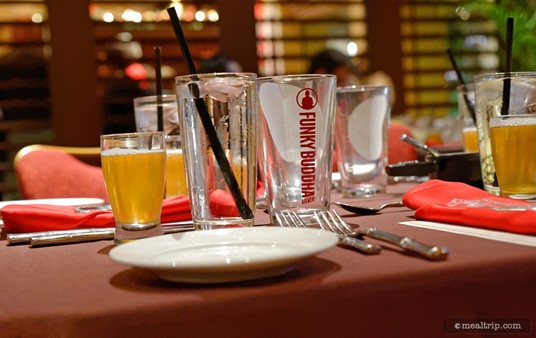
[388,121,418,164]
[14,145,109,201]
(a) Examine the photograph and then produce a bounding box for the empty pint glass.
[258,74,336,224]
[335,85,391,197]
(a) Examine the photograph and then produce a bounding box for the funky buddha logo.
[296,88,318,109]
[296,88,317,204]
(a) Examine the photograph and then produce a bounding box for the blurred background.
[0,0,533,199]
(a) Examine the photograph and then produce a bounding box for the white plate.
[109,226,338,283]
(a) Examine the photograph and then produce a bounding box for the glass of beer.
[165,135,187,197]
[133,95,188,198]
[456,83,478,153]
[101,132,166,244]
[490,114,536,199]
[474,72,536,196]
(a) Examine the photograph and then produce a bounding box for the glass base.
[194,218,254,230]
[114,225,164,245]
[483,184,500,196]
[500,193,536,200]
[341,185,386,198]
[120,222,159,231]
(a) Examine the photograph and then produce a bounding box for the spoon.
[333,201,405,215]
[400,133,441,157]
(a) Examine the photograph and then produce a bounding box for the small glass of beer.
[101,132,166,244]
[490,114,536,199]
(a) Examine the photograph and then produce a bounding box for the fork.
[329,210,449,261]
[275,210,382,255]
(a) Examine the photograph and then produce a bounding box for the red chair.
[388,120,418,164]
[14,145,109,201]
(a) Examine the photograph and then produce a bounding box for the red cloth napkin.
[1,196,192,233]
[403,179,536,235]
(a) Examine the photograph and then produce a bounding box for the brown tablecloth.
[1,182,534,337]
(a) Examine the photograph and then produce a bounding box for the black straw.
[446,48,476,123]
[154,46,164,132]
[501,17,514,116]
[166,6,253,219]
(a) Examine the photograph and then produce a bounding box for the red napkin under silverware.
[0,182,264,234]
[403,179,536,235]
[1,196,192,233]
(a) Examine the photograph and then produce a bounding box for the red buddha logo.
[296,88,318,110]
[296,87,317,204]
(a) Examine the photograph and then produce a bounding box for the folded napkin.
[403,179,536,235]
[1,196,192,233]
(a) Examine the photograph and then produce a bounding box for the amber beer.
[165,148,187,197]
[462,126,479,153]
[490,115,536,198]
[102,148,166,226]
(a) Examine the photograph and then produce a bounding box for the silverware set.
[7,221,194,247]
[7,200,448,260]
[276,209,449,261]
[276,210,382,254]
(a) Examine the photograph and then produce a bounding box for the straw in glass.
[500,17,514,116]
[154,46,164,132]
[446,48,476,123]
[166,6,253,219]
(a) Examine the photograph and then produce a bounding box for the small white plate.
[109,226,338,283]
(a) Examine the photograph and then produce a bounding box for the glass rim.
[474,71,536,81]
[100,131,164,140]
[133,94,176,103]
[490,114,536,119]
[257,73,336,82]
[336,84,390,93]
[174,72,257,82]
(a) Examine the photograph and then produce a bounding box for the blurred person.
[308,48,395,102]
[308,48,359,87]
[198,53,243,73]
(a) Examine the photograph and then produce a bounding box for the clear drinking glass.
[101,132,166,244]
[456,83,478,153]
[474,72,536,195]
[133,94,180,135]
[258,74,336,223]
[133,95,187,197]
[175,72,258,230]
[335,85,391,197]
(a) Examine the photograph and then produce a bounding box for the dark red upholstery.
[388,121,418,164]
[15,149,109,201]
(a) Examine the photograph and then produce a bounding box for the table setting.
[1,182,534,337]
[0,10,535,338]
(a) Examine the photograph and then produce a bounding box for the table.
[1,183,534,337]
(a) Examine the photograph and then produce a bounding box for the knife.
[352,226,449,261]
[7,221,194,247]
